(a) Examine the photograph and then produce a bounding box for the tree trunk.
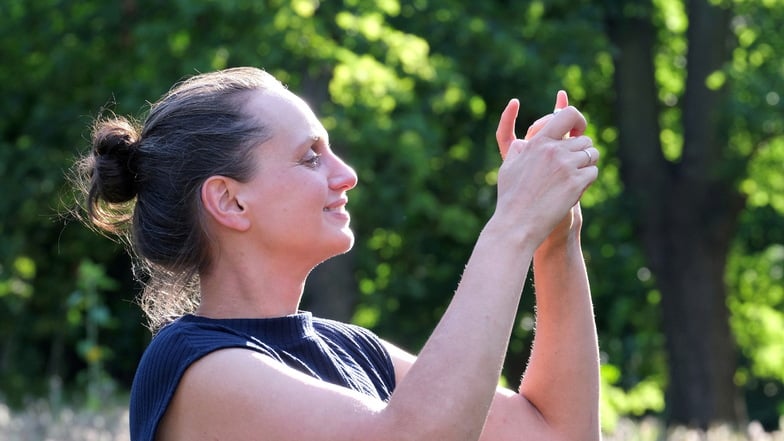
[608,0,745,427]
[653,185,744,426]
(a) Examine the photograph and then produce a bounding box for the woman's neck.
[197,254,311,319]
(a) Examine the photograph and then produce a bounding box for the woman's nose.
[329,155,358,191]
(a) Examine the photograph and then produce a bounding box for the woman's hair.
[73,67,284,330]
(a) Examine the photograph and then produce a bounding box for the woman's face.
[237,89,358,265]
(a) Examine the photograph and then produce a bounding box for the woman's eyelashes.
[299,148,322,168]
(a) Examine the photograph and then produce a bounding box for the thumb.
[495,98,519,159]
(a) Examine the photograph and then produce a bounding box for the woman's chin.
[335,232,355,254]
[321,231,355,260]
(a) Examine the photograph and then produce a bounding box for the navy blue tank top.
[129,312,396,441]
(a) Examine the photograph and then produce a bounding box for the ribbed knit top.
[129,312,396,441]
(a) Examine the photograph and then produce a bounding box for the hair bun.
[91,117,141,203]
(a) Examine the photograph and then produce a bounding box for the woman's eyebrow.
[311,134,331,148]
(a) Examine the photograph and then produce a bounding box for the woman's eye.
[301,151,322,168]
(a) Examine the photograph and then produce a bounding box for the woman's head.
[75,67,286,328]
[205,88,358,265]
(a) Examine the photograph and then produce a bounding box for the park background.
[1,0,783,439]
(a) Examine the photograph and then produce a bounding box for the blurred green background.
[1,0,782,434]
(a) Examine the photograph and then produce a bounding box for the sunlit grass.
[604,417,784,441]
[0,400,128,441]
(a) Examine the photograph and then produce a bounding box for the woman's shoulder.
[129,315,279,441]
[131,315,253,383]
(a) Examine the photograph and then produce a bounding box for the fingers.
[533,106,587,140]
[498,92,594,170]
[525,114,551,140]
[562,135,594,152]
[495,99,520,159]
[574,146,600,168]
[511,139,599,169]
[560,136,600,168]
[554,90,568,112]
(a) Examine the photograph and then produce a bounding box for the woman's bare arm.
[521,220,601,441]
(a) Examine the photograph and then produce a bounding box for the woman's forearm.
[385,218,537,440]
[520,235,601,441]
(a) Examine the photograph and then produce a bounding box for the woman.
[75,67,600,441]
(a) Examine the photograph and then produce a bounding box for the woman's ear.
[201,176,251,232]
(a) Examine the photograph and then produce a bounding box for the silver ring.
[583,149,592,167]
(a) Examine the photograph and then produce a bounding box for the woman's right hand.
[492,99,598,248]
